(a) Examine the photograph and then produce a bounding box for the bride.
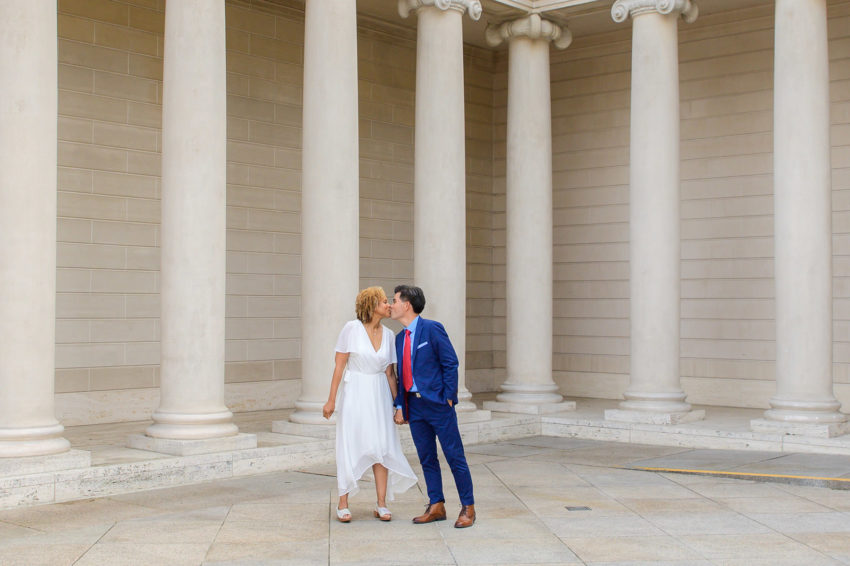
[322,286,418,522]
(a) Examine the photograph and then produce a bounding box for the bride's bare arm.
[322,352,349,419]
[385,364,398,400]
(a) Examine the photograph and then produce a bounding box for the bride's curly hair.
[355,286,386,324]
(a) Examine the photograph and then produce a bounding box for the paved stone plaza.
[2,435,850,565]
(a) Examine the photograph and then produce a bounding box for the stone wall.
[464,47,499,394]
[56,0,167,424]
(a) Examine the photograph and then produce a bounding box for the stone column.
[0,2,74,461]
[129,0,255,454]
[482,15,575,415]
[605,0,704,425]
[399,0,481,412]
[287,0,360,425]
[751,0,847,437]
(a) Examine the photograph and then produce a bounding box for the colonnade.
[0,0,845,463]
[602,0,845,435]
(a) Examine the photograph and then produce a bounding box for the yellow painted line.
[631,466,850,483]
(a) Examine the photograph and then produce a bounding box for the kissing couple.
[322,285,475,528]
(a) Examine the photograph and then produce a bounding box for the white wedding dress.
[334,320,418,499]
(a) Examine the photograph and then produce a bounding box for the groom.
[390,285,475,528]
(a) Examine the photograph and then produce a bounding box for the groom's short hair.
[394,285,426,314]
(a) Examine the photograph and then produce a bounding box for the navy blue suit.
[395,318,474,506]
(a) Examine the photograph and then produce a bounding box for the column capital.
[398,0,482,21]
[611,0,698,24]
[485,13,572,49]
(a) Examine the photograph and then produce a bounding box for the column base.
[146,409,240,440]
[752,399,848,437]
[496,382,564,405]
[618,390,694,414]
[272,420,335,439]
[763,400,846,424]
[0,423,71,458]
[752,402,849,439]
[288,399,330,425]
[485,400,575,415]
[605,408,706,425]
[127,433,257,456]
[0,449,90,477]
[456,389,477,412]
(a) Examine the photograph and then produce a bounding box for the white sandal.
[374,505,392,521]
[336,507,351,523]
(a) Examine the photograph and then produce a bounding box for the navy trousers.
[408,394,474,506]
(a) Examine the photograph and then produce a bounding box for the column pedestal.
[605,0,703,425]
[127,433,257,457]
[273,420,337,439]
[606,407,705,425]
[486,400,576,416]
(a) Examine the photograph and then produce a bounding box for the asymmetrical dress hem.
[334,320,418,500]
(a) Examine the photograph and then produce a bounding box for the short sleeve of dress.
[387,327,397,365]
[334,320,358,353]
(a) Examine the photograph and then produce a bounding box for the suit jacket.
[394,317,459,418]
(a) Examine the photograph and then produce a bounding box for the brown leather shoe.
[412,501,446,524]
[454,504,475,528]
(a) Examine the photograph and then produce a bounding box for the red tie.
[403,329,413,392]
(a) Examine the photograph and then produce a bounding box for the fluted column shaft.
[402,0,480,410]
[488,16,570,404]
[290,0,359,424]
[148,0,236,439]
[0,2,70,457]
[613,0,697,415]
[768,0,844,423]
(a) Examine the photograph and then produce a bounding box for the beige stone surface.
[5,432,850,564]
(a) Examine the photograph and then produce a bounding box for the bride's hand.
[322,400,335,419]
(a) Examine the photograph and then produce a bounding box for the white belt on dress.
[342,369,379,383]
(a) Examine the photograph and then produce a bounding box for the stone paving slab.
[10,399,850,513]
[1,437,850,565]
